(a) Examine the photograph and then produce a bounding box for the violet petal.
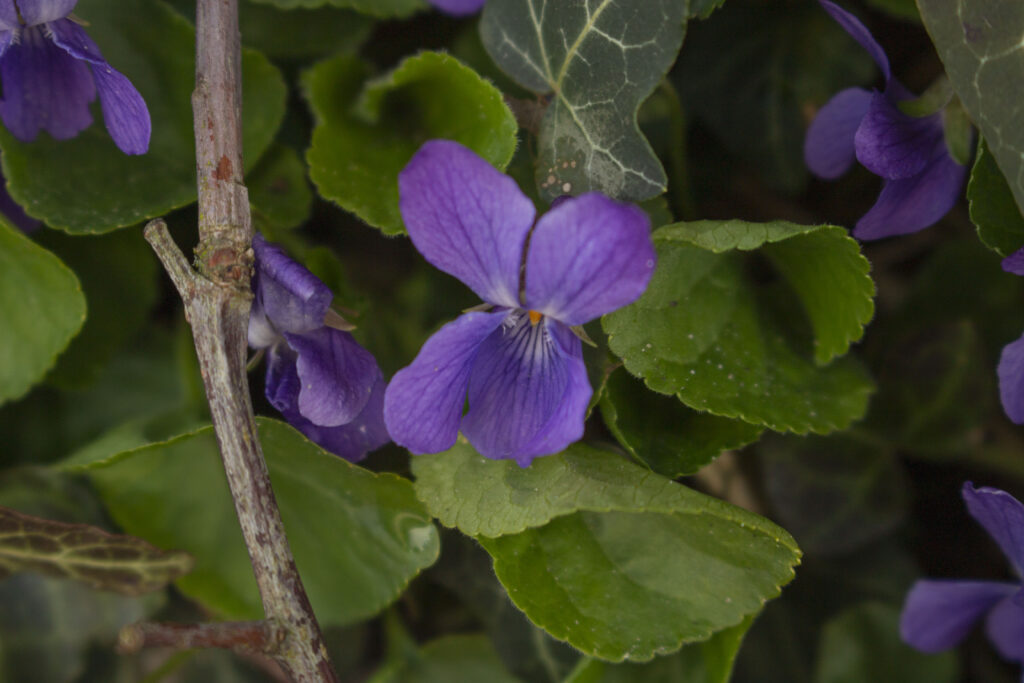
[819,0,891,83]
[47,19,149,154]
[285,327,379,427]
[804,87,873,180]
[999,332,1024,425]
[398,140,534,309]
[428,0,486,16]
[0,3,17,30]
[524,193,655,326]
[900,579,1016,652]
[251,233,332,335]
[986,591,1024,662]
[854,92,943,180]
[264,345,301,418]
[461,315,591,465]
[1002,247,1024,276]
[0,25,95,142]
[384,310,508,454]
[852,146,966,240]
[962,482,1024,574]
[14,0,77,25]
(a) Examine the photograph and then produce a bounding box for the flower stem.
[140,1,339,680]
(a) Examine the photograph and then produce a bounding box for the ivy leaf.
[0,0,286,234]
[304,52,518,235]
[67,418,439,625]
[0,505,192,595]
[412,442,799,661]
[603,220,874,435]
[248,0,424,19]
[968,138,1024,257]
[479,0,686,203]
[0,220,85,406]
[599,367,763,478]
[917,0,1024,217]
[248,144,314,232]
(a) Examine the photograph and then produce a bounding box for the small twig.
[117,621,284,655]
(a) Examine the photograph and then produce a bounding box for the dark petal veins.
[962,482,1024,575]
[855,92,943,180]
[0,25,94,142]
[384,310,509,454]
[900,579,1016,652]
[461,314,591,465]
[804,87,873,180]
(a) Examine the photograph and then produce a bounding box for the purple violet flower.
[998,247,1024,424]
[803,0,967,240]
[384,140,655,466]
[426,0,485,16]
[0,0,150,154]
[249,234,389,462]
[901,483,1024,671]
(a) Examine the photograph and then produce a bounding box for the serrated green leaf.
[0,505,193,595]
[603,220,874,434]
[412,442,798,661]
[240,0,374,59]
[480,0,685,202]
[38,230,158,389]
[248,144,314,232]
[0,0,286,234]
[564,616,753,683]
[814,603,956,683]
[370,634,523,683]
[248,0,424,19]
[599,368,763,478]
[674,3,874,192]
[917,0,1024,217]
[968,138,1024,257]
[0,220,85,406]
[304,52,518,235]
[68,418,439,625]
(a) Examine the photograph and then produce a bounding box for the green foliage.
[0,0,286,234]
[599,368,763,478]
[371,633,522,683]
[69,419,439,625]
[480,0,685,202]
[240,0,374,59]
[969,138,1024,257]
[248,143,314,232]
[603,220,875,435]
[815,603,956,683]
[304,52,518,234]
[918,0,1024,217]
[248,0,425,18]
[0,221,85,406]
[0,505,193,595]
[413,442,799,661]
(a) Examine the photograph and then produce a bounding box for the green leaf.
[304,52,518,235]
[917,0,1024,217]
[480,0,686,202]
[0,505,193,595]
[688,0,729,21]
[968,138,1024,257]
[38,229,158,389]
[248,0,424,19]
[248,144,314,232]
[371,634,523,683]
[865,0,920,22]
[0,0,286,234]
[674,3,874,192]
[0,220,85,406]
[413,443,799,661]
[599,368,763,478]
[814,603,956,683]
[603,221,875,435]
[69,418,439,625]
[564,616,753,683]
[240,0,374,59]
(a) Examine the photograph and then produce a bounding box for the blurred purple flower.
[384,140,655,466]
[803,0,967,240]
[426,0,485,16]
[901,483,1024,670]
[998,247,1024,424]
[0,0,150,154]
[249,234,388,462]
